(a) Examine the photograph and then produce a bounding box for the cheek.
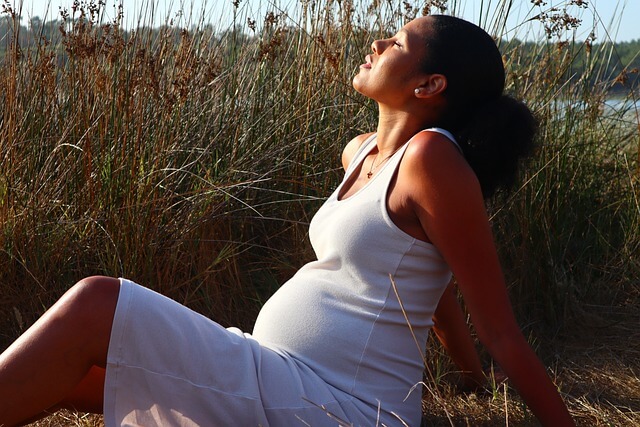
[377,58,413,87]
[351,58,413,99]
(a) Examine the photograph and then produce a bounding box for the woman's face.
[352,16,433,105]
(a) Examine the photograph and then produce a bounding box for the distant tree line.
[1,15,638,96]
[508,38,639,96]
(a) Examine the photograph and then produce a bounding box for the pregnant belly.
[252,271,376,389]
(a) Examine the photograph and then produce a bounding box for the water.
[604,97,640,111]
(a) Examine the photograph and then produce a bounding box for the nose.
[371,39,386,54]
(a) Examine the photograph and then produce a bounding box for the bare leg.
[12,366,106,426]
[60,365,106,413]
[14,365,107,426]
[0,276,119,426]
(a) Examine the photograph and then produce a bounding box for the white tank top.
[253,128,455,424]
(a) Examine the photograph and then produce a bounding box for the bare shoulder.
[400,130,479,194]
[396,130,486,232]
[341,132,375,171]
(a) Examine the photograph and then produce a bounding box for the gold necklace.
[367,149,398,179]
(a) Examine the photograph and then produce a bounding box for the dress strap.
[423,127,463,154]
[345,133,377,176]
[345,128,461,180]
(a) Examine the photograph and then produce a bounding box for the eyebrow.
[396,28,411,46]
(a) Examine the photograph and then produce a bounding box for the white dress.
[104,129,456,427]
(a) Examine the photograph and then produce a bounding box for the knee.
[61,276,121,324]
[72,275,120,301]
[34,277,121,368]
[74,276,120,296]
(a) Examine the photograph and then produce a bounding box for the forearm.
[487,333,574,426]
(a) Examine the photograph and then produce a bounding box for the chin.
[351,76,368,97]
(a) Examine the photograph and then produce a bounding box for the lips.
[360,54,373,69]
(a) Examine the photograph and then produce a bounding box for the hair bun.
[457,95,538,198]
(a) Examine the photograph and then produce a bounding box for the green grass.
[1,0,638,425]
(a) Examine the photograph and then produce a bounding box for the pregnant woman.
[0,14,573,427]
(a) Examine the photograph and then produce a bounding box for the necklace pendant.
[367,171,373,179]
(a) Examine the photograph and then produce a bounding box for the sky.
[14,0,640,42]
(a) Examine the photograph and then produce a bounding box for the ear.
[414,74,447,98]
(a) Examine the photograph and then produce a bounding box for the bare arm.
[402,133,574,426]
[432,280,485,390]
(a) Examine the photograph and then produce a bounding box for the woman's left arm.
[432,280,485,390]
[403,134,574,426]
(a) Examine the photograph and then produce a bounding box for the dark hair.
[422,15,537,199]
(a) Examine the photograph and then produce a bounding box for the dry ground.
[421,299,640,426]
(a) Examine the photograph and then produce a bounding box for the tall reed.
[0,1,638,425]
[493,9,639,328]
[0,0,372,342]
[0,0,637,350]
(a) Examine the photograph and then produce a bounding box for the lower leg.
[60,365,106,413]
[13,365,106,426]
[0,276,119,426]
[10,366,106,427]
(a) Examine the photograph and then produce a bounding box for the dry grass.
[1,0,638,425]
[421,299,640,426]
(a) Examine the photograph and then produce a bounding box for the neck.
[374,104,436,154]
